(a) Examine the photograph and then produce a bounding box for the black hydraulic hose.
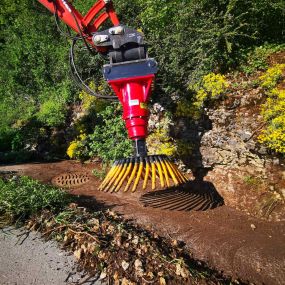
[69,38,118,100]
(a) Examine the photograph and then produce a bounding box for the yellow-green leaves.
[258,89,285,153]
[259,64,285,89]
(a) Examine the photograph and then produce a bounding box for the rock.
[257,146,268,155]
[250,224,256,230]
[240,131,252,142]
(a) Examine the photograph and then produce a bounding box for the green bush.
[0,176,71,224]
[66,103,133,163]
[1,0,285,159]
[37,100,66,127]
[239,44,285,74]
[0,0,73,151]
[87,104,133,162]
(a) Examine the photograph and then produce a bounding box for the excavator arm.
[37,0,119,44]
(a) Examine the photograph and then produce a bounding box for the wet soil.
[1,160,284,285]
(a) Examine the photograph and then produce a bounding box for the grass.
[0,176,71,227]
[92,164,108,181]
[243,175,263,189]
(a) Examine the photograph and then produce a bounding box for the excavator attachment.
[100,33,188,193]
[99,155,188,193]
[37,0,189,194]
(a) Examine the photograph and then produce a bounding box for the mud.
[1,160,284,285]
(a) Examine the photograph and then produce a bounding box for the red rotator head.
[103,59,157,156]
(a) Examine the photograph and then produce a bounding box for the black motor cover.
[92,25,147,63]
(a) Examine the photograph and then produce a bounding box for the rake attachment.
[99,155,188,193]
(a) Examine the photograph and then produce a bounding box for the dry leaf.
[134,259,144,277]
[74,248,83,260]
[147,272,154,279]
[122,260,130,271]
[81,244,87,253]
[99,271,107,280]
[172,239,178,247]
[113,271,119,280]
[176,263,189,278]
[159,277,166,285]
[132,235,139,245]
[121,277,132,285]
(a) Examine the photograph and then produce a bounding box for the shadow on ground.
[140,177,224,211]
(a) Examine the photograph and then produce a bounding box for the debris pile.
[27,203,229,284]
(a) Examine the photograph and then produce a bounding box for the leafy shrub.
[0,0,73,151]
[259,64,285,89]
[37,100,67,127]
[88,104,133,162]
[66,133,87,159]
[175,99,200,119]
[239,44,285,74]
[175,73,229,119]
[78,81,109,112]
[192,73,229,109]
[258,88,285,153]
[0,176,71,224]
[147,129,177,156]
[68,104,133,163]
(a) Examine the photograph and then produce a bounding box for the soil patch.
[1,161,284,285]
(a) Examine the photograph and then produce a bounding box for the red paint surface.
[108,75,155,140]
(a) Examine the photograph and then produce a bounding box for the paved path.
[0,227,101,285]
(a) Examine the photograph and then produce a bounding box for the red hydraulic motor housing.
[37,0,157,157]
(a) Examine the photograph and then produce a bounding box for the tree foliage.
[0,0,284,158]
[0,0,73,150]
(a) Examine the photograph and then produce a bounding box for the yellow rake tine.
[159,158,170,187]
[164,159,179,185]
[99,163,118,190]
[151,160,156,190]
[166,157,187,183]
[114,160,133,192]
[143,161,150,190]
[110,160,128,192]
[168,161,183,184]
[155,157,165,188]
[104,162,123,191]
[99,164,116,189]
[124,159,138,192]
[132,159,144,192]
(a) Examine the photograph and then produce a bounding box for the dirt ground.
[0,227,102,285]
[1,160,285,285]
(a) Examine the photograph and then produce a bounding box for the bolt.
[93,35,101,44]
[148,60,156,68]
